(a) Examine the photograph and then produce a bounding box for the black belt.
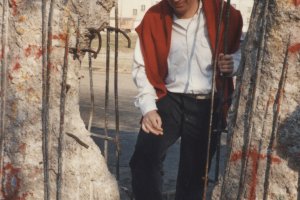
[174,93,212,100]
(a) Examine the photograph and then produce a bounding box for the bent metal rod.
[203,0,232,199]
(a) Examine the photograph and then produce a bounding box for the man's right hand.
[142,110,163,135]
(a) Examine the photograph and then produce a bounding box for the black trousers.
[129,92,219,200]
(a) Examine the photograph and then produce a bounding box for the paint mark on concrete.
[288,43,300,53]
[24,46,32,57]
[12,62,21,71]
[2,163,21,199]
[230,149,282,164]
[36,48,43,59]
[51,33,67,42]
[12,57,21,72]
[230,149,281,200]
[9,0,18,16]
[24,45,43,59]
[1,163,33,200]
[293,0,300,6]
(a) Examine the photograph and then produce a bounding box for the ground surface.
[78,33,227,199]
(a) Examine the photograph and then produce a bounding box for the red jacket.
[136,0,243,122]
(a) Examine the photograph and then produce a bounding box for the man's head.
[167,0,199,19]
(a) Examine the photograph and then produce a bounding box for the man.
[130,0,243,199]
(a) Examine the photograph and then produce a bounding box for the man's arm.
[132,39,163,135]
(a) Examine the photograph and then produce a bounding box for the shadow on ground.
[89,126,227,200]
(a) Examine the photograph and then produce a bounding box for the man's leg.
[175,98,218,200]
[130,93,182,200]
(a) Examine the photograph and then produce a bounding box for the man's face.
[167,0,199,18]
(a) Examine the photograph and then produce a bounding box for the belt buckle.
[195,94,210,100]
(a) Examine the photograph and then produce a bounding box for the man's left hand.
[218,53,234,75]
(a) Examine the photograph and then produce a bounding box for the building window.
[141,5,146,11]
[133,9,137,16]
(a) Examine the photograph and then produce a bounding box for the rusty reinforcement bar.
[262,36,290,200]
[56,18,71,200]
[114,0,121,180]
[214,0,232,184]
[70,22,131,180]
[41,0,55,199]
[0,0,8,194]
[203,0,227,198]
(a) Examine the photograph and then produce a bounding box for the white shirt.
[132,4,241,116]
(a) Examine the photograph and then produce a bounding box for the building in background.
[110,0,157,32]
[231,0,254,33]
[110,0,254,33]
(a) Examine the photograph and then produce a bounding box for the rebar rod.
[104,28,110,162]
[223,0,231,54]
[245,88,272,200]
[236,1,270,198]
[0,0,8,190]
[220,0,259,198]
[90,133,115,141]
[203,0,226,199]
[56,19,70,200]
[263,36,290,200]
[81,28,102,58]
[66,133,89,149]
[214,0,231,183]
[107,27,131,48]
[114,0,121,181]
[298,171,300,200]
[41,0,51,199]
[228,0,259,133]
[87,37,95,132]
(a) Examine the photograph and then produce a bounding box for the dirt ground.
[78,33,227,199]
